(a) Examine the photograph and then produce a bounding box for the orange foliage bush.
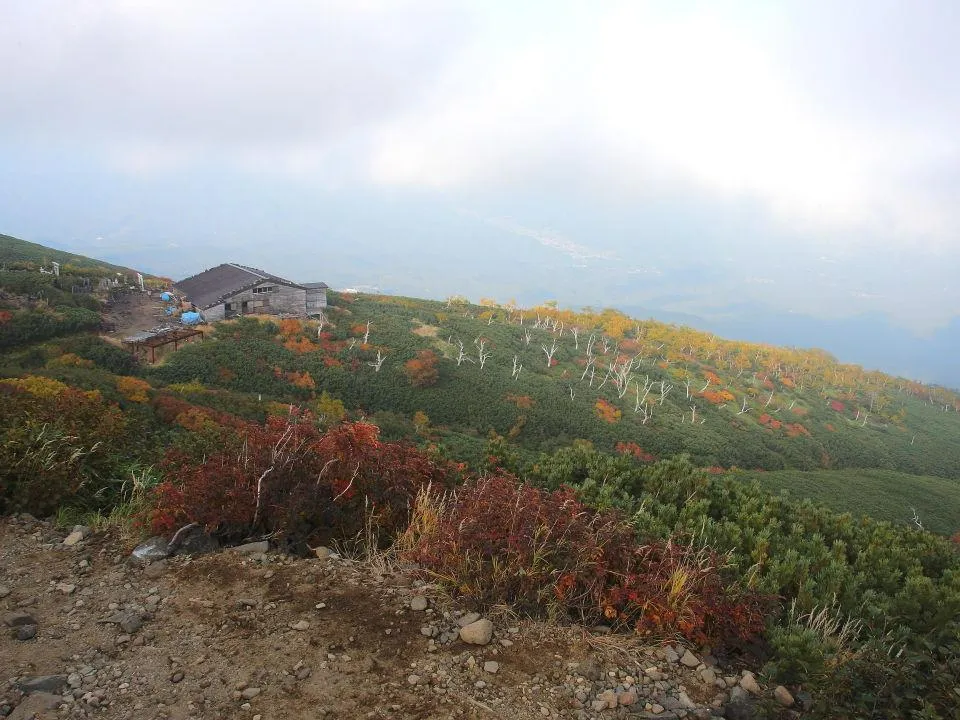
[506,394,535,409]
[595,399,622,424]
[278,318,302,337]
[284,337,317,354]
[758,413,782,430]
[615,442,655,462]
[701,389,735,405]
[403,350,440,388]
[286,371,316,390]
[116,376,151,403]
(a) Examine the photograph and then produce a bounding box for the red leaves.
[151,419,454,545]
[615,442,656,462]
[403,350,440,388]
[408,475,769,648]
[829,400,846,413]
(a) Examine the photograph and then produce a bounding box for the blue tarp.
[181,311,202,325]
[164,306,174,315]
[160,292,172,301]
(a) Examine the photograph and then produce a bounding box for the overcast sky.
[2,1,958,345]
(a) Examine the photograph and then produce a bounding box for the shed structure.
[175,263,326,321]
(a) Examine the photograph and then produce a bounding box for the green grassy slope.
[0,233,142,276]
[144,292,960,532]
[733,468,960,534]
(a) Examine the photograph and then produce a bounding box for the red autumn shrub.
[403,350,440,388]
[408,475,769,648]
[599,542,768,645]
[829,400,846,413]
[407,474,635,615]
[615,442,656,462]
[151,419,455,546]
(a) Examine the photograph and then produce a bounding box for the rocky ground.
[1,515,804,720]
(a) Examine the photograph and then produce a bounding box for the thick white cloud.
[3,0,956,251]
[367,2,960,250]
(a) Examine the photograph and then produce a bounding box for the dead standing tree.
[542,338,558,368]
[475,337,492,369]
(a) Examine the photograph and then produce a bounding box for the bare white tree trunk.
[542,338,558,367]
[367,349,386,372]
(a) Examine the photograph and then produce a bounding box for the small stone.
[651,704,665,715]
[295,667,311,680]
[662,646,680,663]
[678,691,696,709]
[729,686,749,704]
[407,675,421,686]
[313,546,334,559]
[739,671,762,696]
[0,585,9,598]
[459,618,494,645]
[457,612,482,627]
[62,531,84,546]
[699,667,717,685]
[16,624,37,641]
[4,610,37,627]
[619,690,638,706]
[119,612,143,633]
[56,582,77,595]
[596,689,618,709]
[241,687,261,700]
[591,700,608,712]
[773,685,794,707]
[680,649,700,667]
[483,661,499,674]
[170,671,184,684]
[290,620,310,631]
[577,658,603,681]
[410,595,428,612]
[143,560,168,579]
[116,633,131,644]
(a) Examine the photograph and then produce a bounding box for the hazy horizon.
[2,1,958,386]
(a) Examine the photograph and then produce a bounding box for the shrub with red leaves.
[151,418,455,546]
[408,475,769,648]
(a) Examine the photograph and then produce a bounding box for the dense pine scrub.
[2,237,959,717]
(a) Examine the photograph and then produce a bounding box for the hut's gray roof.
[302,282,329,290]
[175,263,304,310]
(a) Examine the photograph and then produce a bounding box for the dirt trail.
[1,517,759,720]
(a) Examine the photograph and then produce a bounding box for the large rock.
[8,692,61,720]
[459,618,494,645]
[739,671,762,696]
[132,536,170,562]
[17,676,68,694]
[168,523,219,556]
[4,610,37,627]
[680,649,700,667]
[773,685,794,707]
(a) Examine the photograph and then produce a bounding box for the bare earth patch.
[1,517,760,720]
